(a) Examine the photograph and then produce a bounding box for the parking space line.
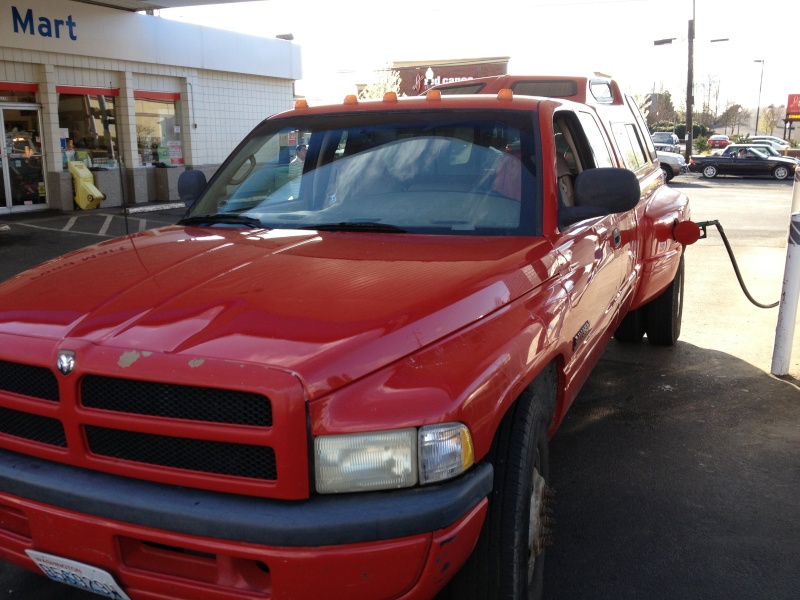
[98,215,114,236]
[138,219,148,233]
[61,217,78,232]
[14,222,113,237]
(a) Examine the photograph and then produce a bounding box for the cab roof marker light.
[426,90,442,102]
[497,88,514,101]
[383,91,398,102]
[344,94,359,105]
[294,99,309,110]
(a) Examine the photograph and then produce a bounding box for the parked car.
[652,132,680,145]
[688,146,796,179]
[652,132,680,153]
[750,135,790,150]
[657,149,688,181]
[723,143,800,165]
[749,137,790,152]
[707,134,730,149]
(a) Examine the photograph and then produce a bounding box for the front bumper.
[0,448,492,599]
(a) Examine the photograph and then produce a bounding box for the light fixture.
[425,67,434,89]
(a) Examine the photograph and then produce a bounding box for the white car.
[657,149,687,182]
[751,136,790,151]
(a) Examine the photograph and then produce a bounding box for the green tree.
[759,104,784,136]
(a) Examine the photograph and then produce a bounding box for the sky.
[156,0,795,111]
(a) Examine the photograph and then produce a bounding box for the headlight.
[314,423,474,494]
[418,423,474,485]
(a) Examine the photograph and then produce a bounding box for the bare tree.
[717,103,742,135]
[359,65,404,100]
[650,91,676,128]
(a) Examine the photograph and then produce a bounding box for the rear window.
[511,80,578,98]
[434,83,488,95]
[190,110,541,237]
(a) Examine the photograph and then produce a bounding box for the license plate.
[25,550,131,600]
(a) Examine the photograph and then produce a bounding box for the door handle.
[613,228,621,248]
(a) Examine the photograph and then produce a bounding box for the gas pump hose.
[695,220,779,309]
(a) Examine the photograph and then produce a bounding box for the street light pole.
[686,18,694,160]
[754,59,765,135]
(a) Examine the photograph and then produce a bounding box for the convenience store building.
[0,0,301,214]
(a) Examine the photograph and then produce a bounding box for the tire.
[645,254,684,346]
[773,166,790,180]
[702,165,718,178]
[660,164,674,182]
[614,307,646,343]
[444,365,556,600]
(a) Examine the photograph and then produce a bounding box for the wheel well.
[495,361,560,448]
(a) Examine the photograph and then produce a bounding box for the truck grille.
[86,426,277,480]
[0,405,67,447]
[0,354,306,499]
[0,359,59,401]
[81,375,273,426]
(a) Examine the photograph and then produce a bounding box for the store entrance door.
[1,105,47,214]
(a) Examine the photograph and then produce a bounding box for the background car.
[708,134,730,149]
[723,143,800,165]
[651,131,680,153]
[749,137,790,152]
[750,135,790,150]
[657,149,687,182]
[688,146,796,180]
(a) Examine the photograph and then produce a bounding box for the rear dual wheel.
[614,254,684,346]
[645,254,684,346]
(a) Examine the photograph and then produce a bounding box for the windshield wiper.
[300,222,407,233]
[178,214,263,228]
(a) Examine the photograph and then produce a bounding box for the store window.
[0,83,37,104]
[135,92,183,166]
[57,86,119,170]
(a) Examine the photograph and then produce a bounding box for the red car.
[708,134,730,149]
[0,77,697,600]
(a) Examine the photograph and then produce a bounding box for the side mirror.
[573,168,640,214]
[178,169,207,207]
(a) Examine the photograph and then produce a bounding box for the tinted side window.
[611,123,648,172]
[577,112,614,168]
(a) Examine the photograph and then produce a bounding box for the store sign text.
[11,6,78,41]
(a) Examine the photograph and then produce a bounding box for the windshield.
[187,110,539,236]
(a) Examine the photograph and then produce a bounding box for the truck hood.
[0,227,555,397]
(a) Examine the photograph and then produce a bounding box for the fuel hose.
[696,220,779,309]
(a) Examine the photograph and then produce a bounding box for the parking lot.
[0,175,798,598]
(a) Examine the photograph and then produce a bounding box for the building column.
[35,63,71,211]
[117,71,149,204]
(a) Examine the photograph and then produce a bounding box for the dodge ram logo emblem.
[57,350,76,376]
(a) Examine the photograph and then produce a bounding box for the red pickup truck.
[0,76,694,600]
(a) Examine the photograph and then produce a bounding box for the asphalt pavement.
[0,180,798,598]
